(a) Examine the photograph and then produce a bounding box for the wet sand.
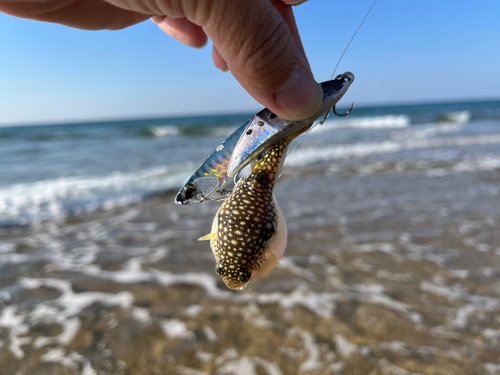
[1,167,500,375]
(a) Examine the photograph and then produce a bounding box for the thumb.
[204,0,322,121]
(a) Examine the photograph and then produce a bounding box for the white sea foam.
[0,242,16,253]
[4,277,136,359]
[147,125,180,137]
[161,319,193,339]
[0,166,191,225]
[439,111,471,124]
[286,134,500,167]
[313,115,410,133]
[184,305,203,317]
[390,123,463,141]
[377,358,424,375]
[0,306,31,359]
[41,348,97,375]
[255,285,339,318]
[147,125,236,138]
[131,307,152,325]
[41,348,77,369]
[292,329,323,372]
[202,326,218,343]
[420,281,500,328]
[352,284,422,324]
[334,334,359,358]
[484,363,500,375]
[452,155,500,172]
[218,355,283,375]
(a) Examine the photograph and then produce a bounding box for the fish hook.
[333,103,354,117]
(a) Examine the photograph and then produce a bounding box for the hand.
[0,0,322,120]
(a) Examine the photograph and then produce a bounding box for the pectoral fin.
[266,250,281,265]
[198,233,216,241]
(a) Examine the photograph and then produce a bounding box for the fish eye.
[183,185,196,200]
[240,270,252,283]
[215,264,225,276]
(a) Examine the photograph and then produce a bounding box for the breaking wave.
[286,134,500,166]
[146,125,180,137]
[313,115,410,133]
[436,110,471,124]
[143,125,238,138]
[0,166,192,226]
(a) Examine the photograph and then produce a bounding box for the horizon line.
[1,96,499,129]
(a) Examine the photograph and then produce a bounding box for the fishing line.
[330,0,378,80]
[284,0,378,162]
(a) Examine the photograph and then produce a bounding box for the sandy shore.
[1,166,500,375]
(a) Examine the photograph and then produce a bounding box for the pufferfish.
[198,138,292,290]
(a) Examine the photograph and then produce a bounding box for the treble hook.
[333,102,354,117]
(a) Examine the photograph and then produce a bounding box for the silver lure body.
[175,72,354,205]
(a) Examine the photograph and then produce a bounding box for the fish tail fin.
[266,250,281,265]
[198,233,216,241]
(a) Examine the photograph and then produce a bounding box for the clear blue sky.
[1,0,499,126]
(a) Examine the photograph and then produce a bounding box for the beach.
[1,100,500,374]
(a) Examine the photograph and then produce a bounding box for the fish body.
[176,72,354,205]
[199,139,291,290]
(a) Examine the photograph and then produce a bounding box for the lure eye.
[182,185,196,200]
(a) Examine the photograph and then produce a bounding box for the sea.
[1,100,500,374]
[2,100,500,227]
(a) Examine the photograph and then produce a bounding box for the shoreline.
[1,168,500,374]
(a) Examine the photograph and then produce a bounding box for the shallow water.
[1,100,500,374]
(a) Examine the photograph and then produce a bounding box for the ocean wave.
[145,125,180,138]
[286,134,500,166]
[312,115,410,134]
[325,155,500,177]
[143,125,237,138]
[452,155,500,173]
[0,166,191,226]
[436,110,471,124]
[390,123,463,141]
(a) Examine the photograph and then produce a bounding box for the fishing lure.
[198,138,293,290]
[175,72,354,205]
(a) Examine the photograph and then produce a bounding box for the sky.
[1,0,499,126]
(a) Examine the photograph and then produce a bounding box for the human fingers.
[205,0,322,121]
[0,0,150,30]
[212,45,229,72]
[211,1,307,73]
[271,0,308,67]
[152,16,208,48]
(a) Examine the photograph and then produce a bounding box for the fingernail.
[285,0,308,5]
[274,66,322,121]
